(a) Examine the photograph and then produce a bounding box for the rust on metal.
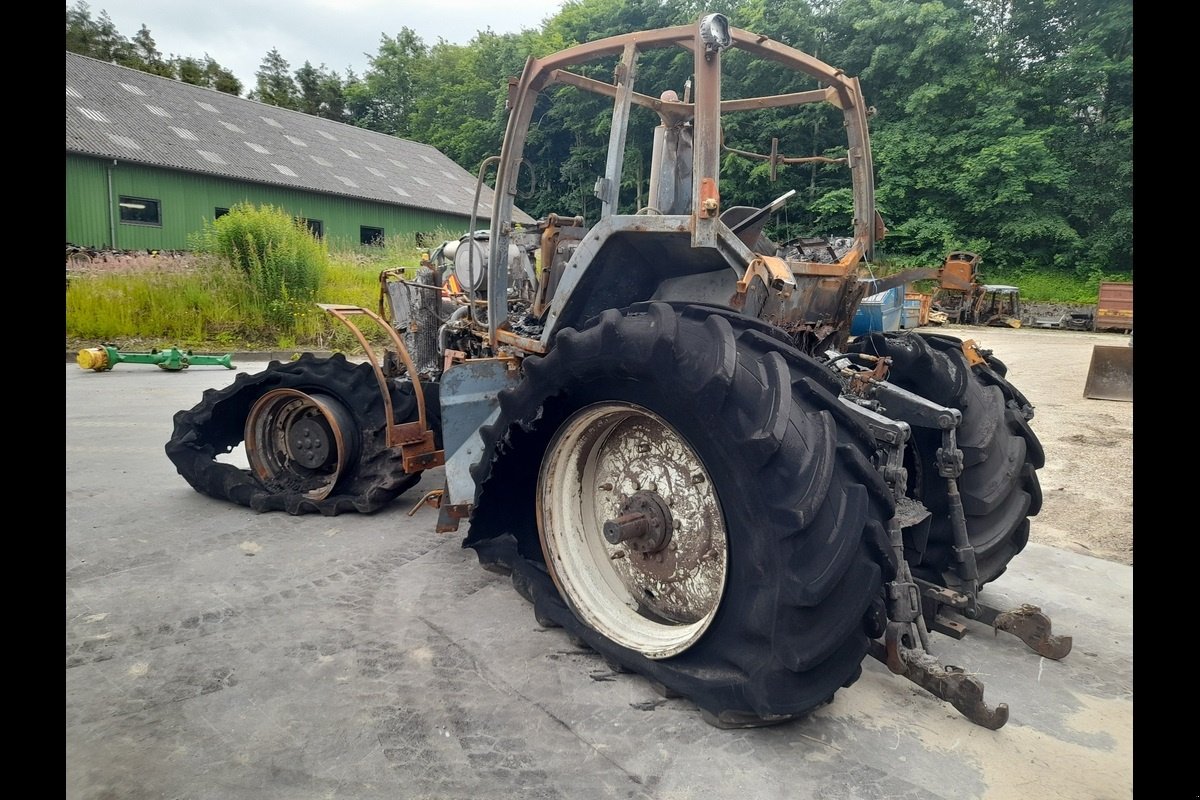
[494,19,882,280]
[401,431,445,473]
[435,502,471,533]
[846,354,891,396]
[790,240,865,278]
[442,349,468,373]
[882,622,908,674]
[869,636,1010,730]
[990,604,1074,660]
[548,68,687,121]
[407,488,444,516]
[698,177,719,218]
[605,513,650,544]
[918,579,970,608]
[719,86,837,112]
[495,328,548,354]
[916,577,1074,660]
[931,615,969,640]
[244,387,351,501]
[722,137,848,183]
[391,420,426,445]
[317,304,444,471]
[734,255,795,308]
[603,490,674,553]
[1095,281,1133,332]
[960,339,987,367]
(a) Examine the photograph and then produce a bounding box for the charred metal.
[166,13,1070,733]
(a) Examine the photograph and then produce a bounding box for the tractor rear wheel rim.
[538,402,728,659]
[245,388,357,501]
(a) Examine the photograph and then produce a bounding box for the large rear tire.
[466,303,895,725]
[165,353,427,515]
[848,332,1043,587]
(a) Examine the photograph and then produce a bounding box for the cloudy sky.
[87,0,569,90]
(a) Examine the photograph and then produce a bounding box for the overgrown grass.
[979,268,1133,304]
[869,258,1133,304]
[66,224,466,353]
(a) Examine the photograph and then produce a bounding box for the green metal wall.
[66,154,471,251]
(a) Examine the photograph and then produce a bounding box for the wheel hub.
[245,388,358,500]
[287,416,336,469]
[603,490,673,553]
[538,402,728,659]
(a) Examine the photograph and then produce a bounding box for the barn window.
[214,207,230,219]
[300,218,324,238]
[360,226,384,246]
[119,196,161,226]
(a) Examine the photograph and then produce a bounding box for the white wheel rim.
[538,402,728,659]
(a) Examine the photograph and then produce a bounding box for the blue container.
[901,298,923,329]
[851,287,903,335]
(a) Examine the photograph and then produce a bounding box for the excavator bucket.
[1083,344,1133,401]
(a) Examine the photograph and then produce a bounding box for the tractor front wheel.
[165,353,425,515]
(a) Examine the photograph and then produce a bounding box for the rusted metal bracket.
[732,255,795,310]
[960,339,987,367]
[317,304,446,473]
[435,502,471,534]
[407,488,444,517]
[869,626,1009,730]
[916,579,1074,660]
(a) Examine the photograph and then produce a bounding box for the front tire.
[165,353,425,515]
[467,303,894,725]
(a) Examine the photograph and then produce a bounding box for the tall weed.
[189,203,327,326]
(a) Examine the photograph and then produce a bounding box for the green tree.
[173,54,244,96]
[131,24,174,77]
[63,0,1129,278]
[408,30,550,177]
[65,2,136,65]
[65,1,100,55]
[251,47,299,109]
[295,61,347,120]
[207,57,243,95]
[345,28,427,135]
[810,0,1132,274]
[174,55,205,85]
[66,4,244,95]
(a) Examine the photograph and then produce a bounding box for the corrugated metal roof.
[65,51,532,223]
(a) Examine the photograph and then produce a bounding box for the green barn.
[66,51,529,253]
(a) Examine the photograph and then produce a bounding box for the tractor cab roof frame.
[485,15,879,348]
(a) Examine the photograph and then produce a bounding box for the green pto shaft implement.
[77,344,234,372]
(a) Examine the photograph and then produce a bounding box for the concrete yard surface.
[66,326,1133,800]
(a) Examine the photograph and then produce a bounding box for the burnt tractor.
[166,15,1067,730]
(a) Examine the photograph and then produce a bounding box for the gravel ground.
[917,323,1133,565]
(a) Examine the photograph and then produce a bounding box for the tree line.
[65,0,1132,276]
[66,2,243,94]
